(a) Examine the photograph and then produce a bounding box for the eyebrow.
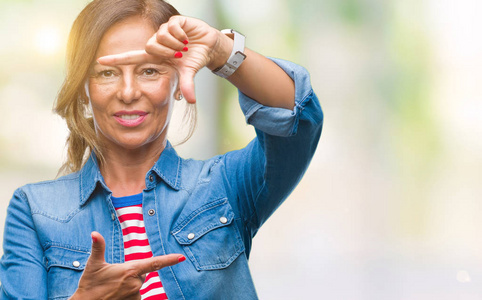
[91,59,176,69]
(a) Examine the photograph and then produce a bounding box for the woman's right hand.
[69,232,185,300]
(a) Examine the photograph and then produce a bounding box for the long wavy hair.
[54,0,195,174]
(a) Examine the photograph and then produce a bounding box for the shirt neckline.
[111,193,143,208]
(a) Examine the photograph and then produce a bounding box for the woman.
[0,0,323,299]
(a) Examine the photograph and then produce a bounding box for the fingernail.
[91,234,97,243]
[182,46,188,52]
[183,39,189,45]
[178,255,186,262]
[174,52,183,58]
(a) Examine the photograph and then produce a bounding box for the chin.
[116,136,164,151]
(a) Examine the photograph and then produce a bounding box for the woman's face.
[88,15,179,153]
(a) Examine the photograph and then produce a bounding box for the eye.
[100,70,114,77]
[143,68,159,76]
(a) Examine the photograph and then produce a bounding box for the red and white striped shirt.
[112,194,168,300]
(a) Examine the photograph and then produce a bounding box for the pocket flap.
[172,198,235,245]
[44,245,90,271]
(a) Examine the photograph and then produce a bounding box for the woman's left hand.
[97,16,231,104]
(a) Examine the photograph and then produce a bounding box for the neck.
[99,140,166,197]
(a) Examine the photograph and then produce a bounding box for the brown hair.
[54,0,194,174]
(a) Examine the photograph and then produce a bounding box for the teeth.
[120,115,140,120]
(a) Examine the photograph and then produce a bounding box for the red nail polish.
[182,46,188,52]
[174,52,183,58]
[91,235,98,243]
[183,39,189,45]
[178,255,186,262]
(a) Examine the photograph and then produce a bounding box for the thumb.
[88,231,106,264]
[179,68,197,104]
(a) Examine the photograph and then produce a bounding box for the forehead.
[96,15,156,57]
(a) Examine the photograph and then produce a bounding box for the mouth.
[118,114,142,120]
[113,111,148,127]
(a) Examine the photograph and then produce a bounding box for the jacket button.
[72,261,80,268]
[220,217,228,224]
[148,209,156,216]
[187,233,195,240]
[149,175,154,182]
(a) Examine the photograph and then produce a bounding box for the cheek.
[89,101,107,125]
[144,81,173,107]
[89,82,114,98]
[152,71,179,101]
[88,85,114,112]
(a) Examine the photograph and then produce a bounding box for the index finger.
[97,50,153,66]
[133,254,186,276]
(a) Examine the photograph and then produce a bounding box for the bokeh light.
[34,26,61,55]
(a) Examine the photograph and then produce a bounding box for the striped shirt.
[112,193,168,300]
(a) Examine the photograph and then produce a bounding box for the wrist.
[69,287,90,300]
[211,29,247,78]
[68,293,80,300]
[207,31,234,71]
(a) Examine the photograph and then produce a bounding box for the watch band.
[212,29,247,78]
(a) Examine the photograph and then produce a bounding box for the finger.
[88,231,106,264]
[179,68,197,104]
[165,16,189,44]
[134,254,186,276]
[155,23,188,51]
[145,36,182,59]
[97,50,152,66]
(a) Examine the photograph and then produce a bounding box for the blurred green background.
[1,0,481,299]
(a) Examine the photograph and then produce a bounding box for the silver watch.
[212,29,247,78]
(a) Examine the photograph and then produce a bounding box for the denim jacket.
[0,59,323,300]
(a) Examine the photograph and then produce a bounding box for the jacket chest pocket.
[44,246,90,299]
[172,198,245,271]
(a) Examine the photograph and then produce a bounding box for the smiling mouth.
[114,111,147,127]
[119,114,141,120]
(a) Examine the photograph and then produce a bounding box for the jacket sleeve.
[0,188,47,300]
[224,58,323,241]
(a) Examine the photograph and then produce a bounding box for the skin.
[71,14,296,299]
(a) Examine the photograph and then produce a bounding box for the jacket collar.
[79,153,104,206]
[79,142,182,206]
[150,142,182,191]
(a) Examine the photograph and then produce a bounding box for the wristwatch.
[212,29,247,78]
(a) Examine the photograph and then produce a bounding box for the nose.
[117,74,141,103]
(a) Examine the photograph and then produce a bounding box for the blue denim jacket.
[0,59,323,300]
